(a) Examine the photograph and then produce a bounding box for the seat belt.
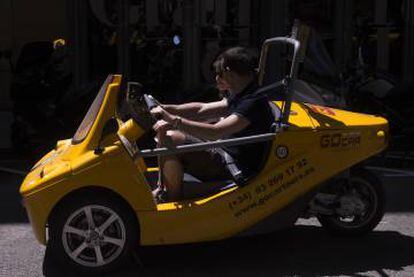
[214,148,247,186]
[184,133,247,185]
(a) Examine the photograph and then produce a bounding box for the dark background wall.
[0,0,66,149]
[0,0,413,153]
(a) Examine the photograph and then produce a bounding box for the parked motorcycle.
[292,20,413,156]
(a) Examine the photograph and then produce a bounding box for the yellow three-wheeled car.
[20,37,388,272]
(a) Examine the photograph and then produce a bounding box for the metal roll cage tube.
[258,37,301,125]
[135,133,276,158]
[134,37,300,159]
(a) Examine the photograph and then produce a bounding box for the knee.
[166,130,186,145]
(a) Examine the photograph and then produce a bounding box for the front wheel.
[48,192,139,273]
[317,169,385,236]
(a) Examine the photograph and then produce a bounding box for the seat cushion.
[144,171,235,200]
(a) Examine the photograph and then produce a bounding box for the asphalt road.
[1,161,414,277]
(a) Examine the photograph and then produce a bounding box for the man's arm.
[162,98,227,121]
[153,114,250,141]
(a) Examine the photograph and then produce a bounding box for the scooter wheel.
[47,191,139,273]
[317,169,385,236]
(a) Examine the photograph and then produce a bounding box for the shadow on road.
[384,176,414,212]
[43,225,414,277]
[0,172,28,223]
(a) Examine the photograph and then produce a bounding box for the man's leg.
[157,130,186,201]
[160,155,182,200]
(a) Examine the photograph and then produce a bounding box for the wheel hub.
[337,195,366,217]
[85,230,103,246]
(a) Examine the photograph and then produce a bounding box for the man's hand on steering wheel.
[150,100,183,145]
[151,105,181,139]
[150,106,178,124]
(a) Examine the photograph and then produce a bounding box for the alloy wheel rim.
[62,205,126,267]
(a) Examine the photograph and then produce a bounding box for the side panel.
[139,125,387,246]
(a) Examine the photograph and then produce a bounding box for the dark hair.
[213,47,258,77]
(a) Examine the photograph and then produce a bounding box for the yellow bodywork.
[20,75,388,246]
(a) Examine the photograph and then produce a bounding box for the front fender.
[22,145,155,245]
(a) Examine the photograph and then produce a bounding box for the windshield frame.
[72,75,114,144]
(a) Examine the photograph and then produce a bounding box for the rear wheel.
[317,169,385,236]
[48,192,139,273]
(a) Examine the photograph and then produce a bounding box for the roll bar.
[257,36,301,125]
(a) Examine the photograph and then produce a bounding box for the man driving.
[151,46,274,201]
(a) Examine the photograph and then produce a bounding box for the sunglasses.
[215,66,231,78]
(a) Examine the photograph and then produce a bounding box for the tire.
[48,191,139,273]
[317,169,385,236]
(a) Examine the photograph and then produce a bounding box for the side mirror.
[95,117,119,154]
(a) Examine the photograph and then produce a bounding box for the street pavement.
[1,160,414,277]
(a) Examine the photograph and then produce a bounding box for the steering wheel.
[143,94,162,121]
[126,82,161,130]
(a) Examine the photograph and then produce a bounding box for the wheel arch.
[46,186,141,244]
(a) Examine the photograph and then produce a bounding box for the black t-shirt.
[224,81,274,176]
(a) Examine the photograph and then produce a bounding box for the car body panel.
[138,124,387,245]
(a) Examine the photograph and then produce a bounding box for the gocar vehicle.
[20,36,388,273]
